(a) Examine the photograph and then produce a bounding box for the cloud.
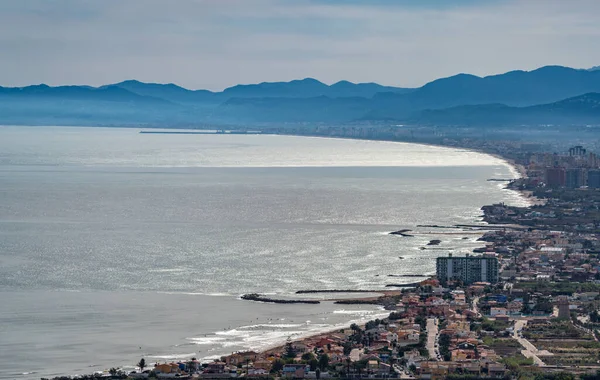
[0,0,599,90]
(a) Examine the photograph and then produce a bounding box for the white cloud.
[0,0,599,90]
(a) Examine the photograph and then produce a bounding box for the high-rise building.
[587,153,599,168]
[546,167,566,187]
[569,146,587,157]
[436,254,499,285]
[566,168,585,188]
[588,169,600,188]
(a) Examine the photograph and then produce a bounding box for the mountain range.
[1,65,600,126]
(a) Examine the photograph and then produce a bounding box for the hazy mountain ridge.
[364,66,600,120]
[1,65,600,126]
[0,83,170,104]
[413,92,600,126]
[105,80,217,104]
[222,78,413,99]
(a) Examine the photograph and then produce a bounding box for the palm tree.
[138,358,146,372]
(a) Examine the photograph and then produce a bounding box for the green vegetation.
[284,339,297,358]
[523,321,591,340]
[439,333,452,361]
[271,359,284,373]
[533,373,576,380]
[480,317,512,333]
[518,282,600,296]
[501,355,534,372]
[318,354,329,370]
[482,337,521,347]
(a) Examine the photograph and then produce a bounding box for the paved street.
[426,318,440,360]
[513,320,545,366]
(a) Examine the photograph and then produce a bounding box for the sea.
[0,126,528,379]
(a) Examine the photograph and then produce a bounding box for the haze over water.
[0,126,527,379]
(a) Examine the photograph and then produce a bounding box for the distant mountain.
[106,80,217,104]
[212,96,372,123]
[0,84,168,103]
[221,78,412,99]
[329,80,413,98]
[2,65,600,126]
[412,93,600,126]
[103,78,412,103]
[589,66,600,71]
[0,84,182,126]
[365,66,600,120]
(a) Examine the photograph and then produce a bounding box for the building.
[436,254,499,285]
[566,168,585,188]
[588,169,600,188]
[569,145,587,157]
[557,296,570,320]
[588,153,599,168]
[283,364,309,379]
[545,167,566,187]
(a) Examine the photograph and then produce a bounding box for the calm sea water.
[0,126,527,379]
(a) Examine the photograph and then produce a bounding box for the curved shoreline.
[11,127,535,377]
[253,131,537,209]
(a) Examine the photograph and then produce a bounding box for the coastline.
[273,132,543,208]
[237,133,543,349]
[2,126,538,378]
[218,135,534,364]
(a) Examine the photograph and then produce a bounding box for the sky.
[1,0,599,90]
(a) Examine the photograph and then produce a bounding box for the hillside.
[106,80,217,104]
[222,78,412,99]
[365,66,600,120]
[413,93,600,126]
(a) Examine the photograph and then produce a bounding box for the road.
[394,364,415,379]
[472,296,481,318]
[513,320,545,366]
[426,318,440,361]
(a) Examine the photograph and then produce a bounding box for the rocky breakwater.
[241,293,320,304]
[389,229,414,237]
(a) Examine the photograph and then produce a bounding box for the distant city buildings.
[436,254,499,285]
[569,145,587,157]
[588,169,600,188]
[546,167,566,187]
[565,168,586,188]
[539,146,600,188]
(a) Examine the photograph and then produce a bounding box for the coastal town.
[43,144,600,380]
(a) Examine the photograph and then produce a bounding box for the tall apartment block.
[436,254,499,285]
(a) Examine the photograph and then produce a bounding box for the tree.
[309,358,319,371]
[318,354,329,370]
[316,368,321,379]
[343,341,353,356]
[302,352,315,361]
[284,338,297,359]
[138,358,146,372]
[109,368,118,376]
[271,359,284,373]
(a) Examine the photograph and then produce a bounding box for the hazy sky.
[1,0,599,90]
